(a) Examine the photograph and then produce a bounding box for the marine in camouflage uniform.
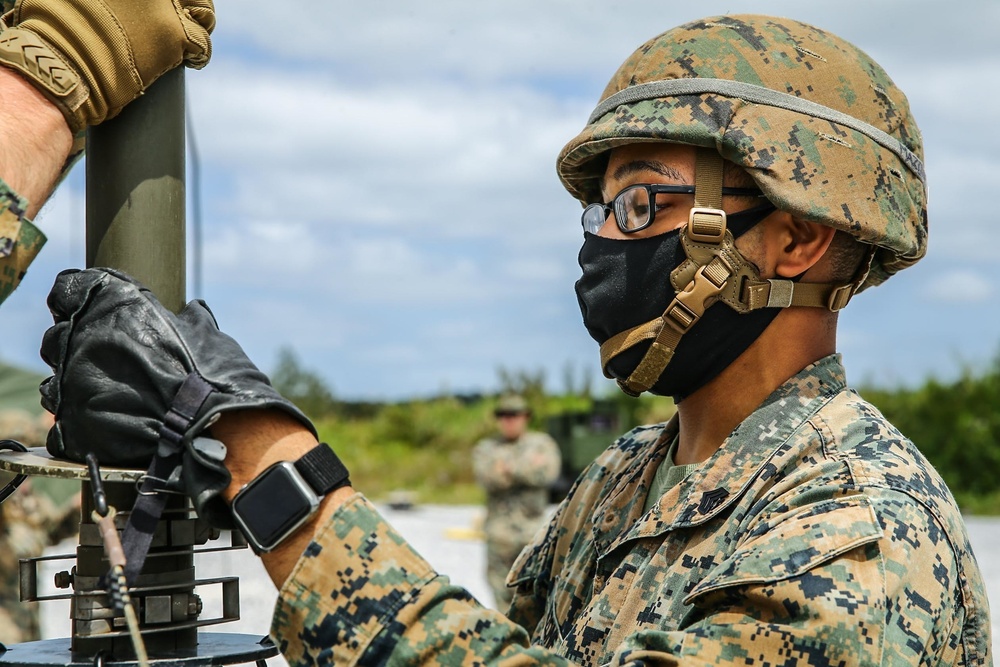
[472,395,560,610]
[265,15,990,666]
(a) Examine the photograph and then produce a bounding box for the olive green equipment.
[546,400,625,502]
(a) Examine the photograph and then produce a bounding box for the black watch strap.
[294,443,351,495]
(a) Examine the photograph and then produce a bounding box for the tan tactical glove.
[0,0,215,133]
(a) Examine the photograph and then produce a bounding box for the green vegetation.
[277,348,1000,514]
[316,399,493,505]
[858,353,1000,514]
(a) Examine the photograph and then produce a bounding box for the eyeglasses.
[581,183,764,235]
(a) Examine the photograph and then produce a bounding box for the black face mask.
[575,205,777,401]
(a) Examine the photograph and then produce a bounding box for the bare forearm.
[211,409,355,588]
[0,67,72,218]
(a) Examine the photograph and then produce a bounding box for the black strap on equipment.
[118,372,215,585]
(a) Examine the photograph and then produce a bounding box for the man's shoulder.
[778,388,957,504]
[780,389,978,579]
[810,389,936,482]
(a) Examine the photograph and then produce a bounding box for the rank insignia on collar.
[698,488,730,515]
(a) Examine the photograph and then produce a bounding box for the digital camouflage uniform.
[472,430,561,610]
[0,479,78,645]
[0,180,46,304]
[269,356,990,665]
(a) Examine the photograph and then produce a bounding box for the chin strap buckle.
[827,284,853,311]
[666,257,731,333]
[687,208,727,244]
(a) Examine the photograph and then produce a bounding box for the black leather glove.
[39,267,315,528]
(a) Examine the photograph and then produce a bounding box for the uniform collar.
[592,354,847,560]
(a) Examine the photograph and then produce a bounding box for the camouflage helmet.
[495,394,530,415]
[557,14,926,289]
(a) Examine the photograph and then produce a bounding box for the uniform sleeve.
[472,434,561,492]
[0,129,82,301]
[271,494,583,667]
[522,433,561,487]
[471,439,501,489]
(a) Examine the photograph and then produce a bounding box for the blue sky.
[2,0,998,399]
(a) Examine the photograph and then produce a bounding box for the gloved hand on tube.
[39,267,315,529]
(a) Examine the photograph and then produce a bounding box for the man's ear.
[767,213,837,278]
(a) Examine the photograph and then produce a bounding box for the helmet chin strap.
[599,148,871,397]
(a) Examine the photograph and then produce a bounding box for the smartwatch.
[231,443,350,553]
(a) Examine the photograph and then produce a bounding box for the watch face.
[232,463,317,551]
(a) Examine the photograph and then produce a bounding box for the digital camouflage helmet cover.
[558,14,927,291]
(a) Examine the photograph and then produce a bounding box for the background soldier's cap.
[495,394,530,415]
[557,14,927,290]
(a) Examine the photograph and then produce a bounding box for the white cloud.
[217,1,1000,83]
[924,270,993,303]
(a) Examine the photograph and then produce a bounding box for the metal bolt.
[187,593,203,617]
[54,570,74,589]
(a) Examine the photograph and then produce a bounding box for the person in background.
[473,394,560,610]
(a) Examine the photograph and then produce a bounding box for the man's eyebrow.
[611,160,689,184]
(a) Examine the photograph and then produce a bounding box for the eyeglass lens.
[582,204,608,234]
[615,186,653,232]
